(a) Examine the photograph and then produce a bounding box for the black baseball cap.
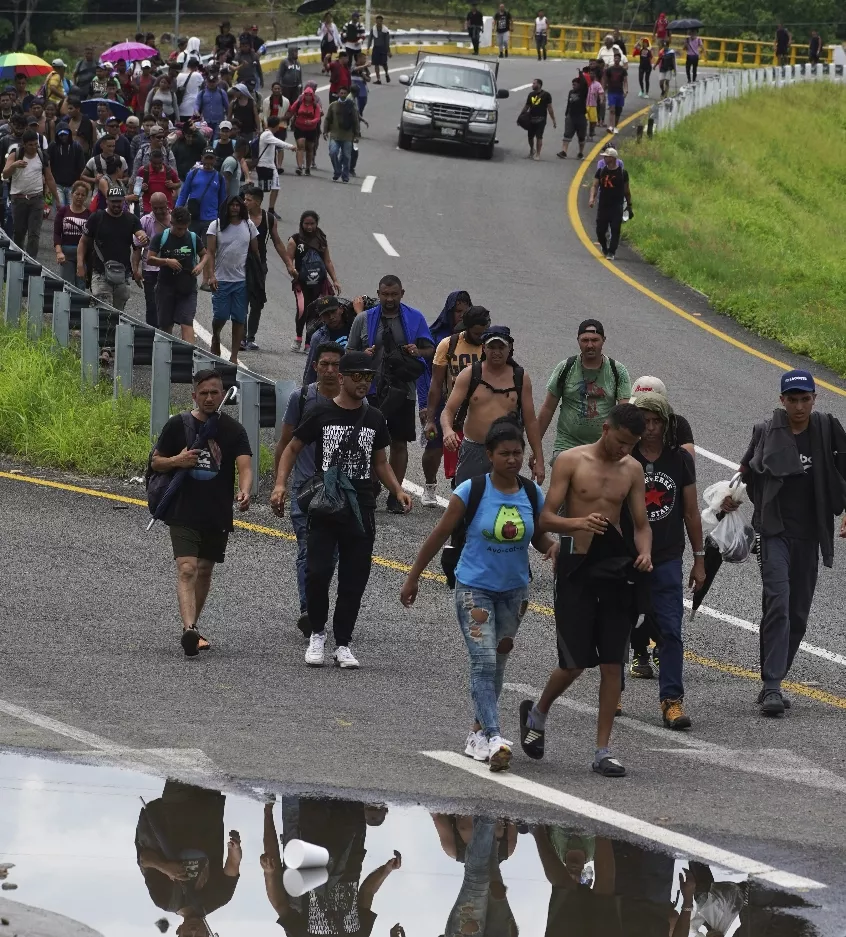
[339,351,376,374]
[577,318,605,337]
[481,325,513,345]
[203,146,215,156]
[315,295,341,316]
[106,186,124,199]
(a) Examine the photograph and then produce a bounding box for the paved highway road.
[7,54,846,925]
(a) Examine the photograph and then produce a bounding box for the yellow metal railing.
[508,22,833,67]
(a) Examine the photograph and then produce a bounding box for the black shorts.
[370,395,417,443]
[294,127,319,143]
[371,48,388,66]
[554,545,634,670]
[156,283,197,329]
[528,119,546,140]
[169,525,229,563]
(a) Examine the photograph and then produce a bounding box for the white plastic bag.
[701,474,747,528]
[709,511,756,562]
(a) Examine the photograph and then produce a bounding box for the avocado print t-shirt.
[453,475,544,591]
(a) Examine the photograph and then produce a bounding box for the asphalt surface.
[6,54,846,926]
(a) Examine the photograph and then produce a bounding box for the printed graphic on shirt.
[484,504,527,543]
[190,439,222,481]
[578,378,607,419]
[643,468,676,521]
[800,453,812,472]
[320,424,376,479]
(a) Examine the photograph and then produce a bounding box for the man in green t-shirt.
[536,319,632,460]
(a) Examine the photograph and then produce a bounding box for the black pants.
[596,202,624,255]
[142,269,158,328]
[536,34,547,59]
[639,64,651,93]
[306,509,376,647]
[12,195,43,257]
[247,298,265,342]
[685,54,699,82]
[468,26,481,54]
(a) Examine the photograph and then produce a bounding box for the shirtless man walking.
[519,403,652,777]
[441,325,544,486]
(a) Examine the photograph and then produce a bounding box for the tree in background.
[1,0,81,51]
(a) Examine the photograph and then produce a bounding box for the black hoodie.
[48,134,85,187]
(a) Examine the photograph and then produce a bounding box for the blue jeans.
[445,817,496,937]
[329,139,352,181]
[651,558,684,700]
[56,185,74,208]
[455,581,528,738]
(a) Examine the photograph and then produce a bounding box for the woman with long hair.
[205,195,259,364]
[144,75,179,119]
[318,13,342,70]
[285,209,340,353]
[401,417,558,772]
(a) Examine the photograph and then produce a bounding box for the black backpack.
[453,359,524,431]
[299,246,327,287]
[144,412,196,515]
[441,473,540,587]
[345,21,359,43]
[556,355,620,399]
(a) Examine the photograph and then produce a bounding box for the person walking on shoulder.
[150,368,253,657]
[368,16,392,83]
[402,417,558,771]
[589,147,632,260]
[723,370,846,717]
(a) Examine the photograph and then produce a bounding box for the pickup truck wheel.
[478,142,494,160]
[398,129,412,150]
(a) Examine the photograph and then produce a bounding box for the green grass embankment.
[621,84,846,377]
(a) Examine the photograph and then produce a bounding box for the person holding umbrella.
[627,390,705,730]
[150,369,253,656]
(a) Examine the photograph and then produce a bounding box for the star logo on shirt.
[645,487,668,508]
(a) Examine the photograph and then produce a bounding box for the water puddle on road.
[0,751,822,936]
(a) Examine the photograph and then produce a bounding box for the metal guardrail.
[0,232,296,497]
[508,21,835,67]
[649,61,844,134]
[260,28,477,61]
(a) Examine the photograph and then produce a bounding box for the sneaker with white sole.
[305,632,326,666]
[464,729,489,762]
[421,483,438,506]
[488,736,512,772]
[290,340,302,353]
[334,645,360,669]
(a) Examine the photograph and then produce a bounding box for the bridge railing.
[0,233,297,497]
[648,61,844,134]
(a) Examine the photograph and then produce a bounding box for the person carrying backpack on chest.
[402,417,558,772]
[285,209,340,353]
[536,319,633,463]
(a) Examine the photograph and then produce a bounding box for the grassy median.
[621,84,846,377]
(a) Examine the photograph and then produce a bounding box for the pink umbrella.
[100,41,158,63]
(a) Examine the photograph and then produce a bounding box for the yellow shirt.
[44,71,68,105]
[433,331,482,392]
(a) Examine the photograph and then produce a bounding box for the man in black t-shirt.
[271,351,412,670]
[521,78,556,160]
[78,187,147,311]
[151,369,253,657]
[495,4,512,57]
[775,24,791,66]
[558,76,588,159]
[466,4,484,54]
[630,391,705,730]
[588,148,632,259]
[726,370,846,716]
[146,205,206,342]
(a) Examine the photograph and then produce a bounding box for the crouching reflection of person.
[261,796,402,935]
[135,780,242,936]
[433,814,519,937]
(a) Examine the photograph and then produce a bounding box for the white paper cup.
[283,865,329,897]
[283,838,330,869]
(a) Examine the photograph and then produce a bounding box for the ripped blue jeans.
[455,581,529,739]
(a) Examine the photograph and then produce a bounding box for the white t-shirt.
[7,146,44,197]
[206,217,259,282]
[177,70,205,118]
[535,16,549,33]
[256,129,295,169]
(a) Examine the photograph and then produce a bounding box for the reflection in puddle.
[0,753,820,936]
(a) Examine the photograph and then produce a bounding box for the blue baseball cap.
[482,325,513,345]
[780,369,815,394]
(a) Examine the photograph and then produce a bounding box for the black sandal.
[181,626,210,657]
[592,755,626,777]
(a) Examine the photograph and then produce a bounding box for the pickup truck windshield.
[415,64,494,95]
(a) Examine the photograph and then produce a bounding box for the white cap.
[629,375,668,402]
[602,147,619,159]
[52,58,67,67]
[218,119,233,130]
[141,59,152,68]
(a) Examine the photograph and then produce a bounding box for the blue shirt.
[453,476,543,591]
[283,383,325,489]
[175,167,226,222]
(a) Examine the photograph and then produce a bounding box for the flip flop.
[592,755,626,777]
[181,628,200,657]
[519,699,545,760]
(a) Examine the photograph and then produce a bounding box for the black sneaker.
[630,653,654,678]
[386,494,405,514]
[519,699,545,760]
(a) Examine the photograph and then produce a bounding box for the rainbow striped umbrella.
[0,52,53,79]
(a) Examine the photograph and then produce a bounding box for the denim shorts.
[211,280,248,324]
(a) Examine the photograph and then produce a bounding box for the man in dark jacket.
[726,369,846,716]
[48,126,85,205]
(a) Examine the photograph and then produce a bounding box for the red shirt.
[654,16,668,38]
[138,164,180,212]
[328,61,351,95]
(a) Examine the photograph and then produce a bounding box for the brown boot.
[661,698,692,730]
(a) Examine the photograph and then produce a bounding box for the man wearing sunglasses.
[271,350,412,670]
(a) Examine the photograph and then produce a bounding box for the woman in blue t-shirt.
[401,417,558,773]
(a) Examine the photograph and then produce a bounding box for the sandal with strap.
[592,754,626,778]
[181,626,210,657]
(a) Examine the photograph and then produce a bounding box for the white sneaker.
[334,645,360,669]
[305,632,326,666]
[488,736,512,772]
[290,340,302,353]
[421,483,438,506]
[464,730,489,762]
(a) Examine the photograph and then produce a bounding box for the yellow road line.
[4,469,845,709]
[566,108,846,398]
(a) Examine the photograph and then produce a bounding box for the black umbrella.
[668,18,704,30]
[689,536,723,620]
[146,386,237,531]
[80,97,132,122]
[296,0,336,15]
